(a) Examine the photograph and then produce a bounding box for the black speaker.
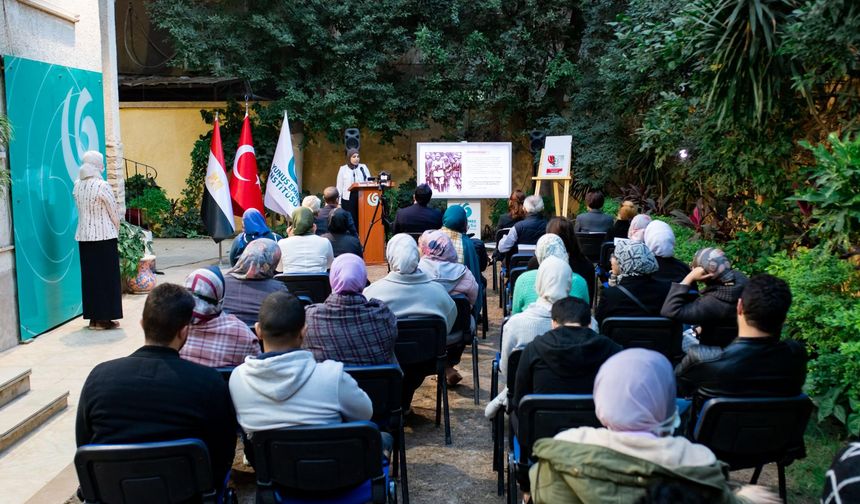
[529,130,546,154]
[344,128,361,151]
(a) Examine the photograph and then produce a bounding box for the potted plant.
[118,221,156,294]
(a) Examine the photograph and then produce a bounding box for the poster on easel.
[537,135,572,178]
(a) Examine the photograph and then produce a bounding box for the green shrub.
[127,186,172,236]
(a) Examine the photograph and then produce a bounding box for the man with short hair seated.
[675,274,807,412]
[229,291,373,435]
[573,190,613,234]
[76,283,237,488]
[497,194,547,255]
[392,183,443,234]
[513,296,621,411]
[316,186,357,236]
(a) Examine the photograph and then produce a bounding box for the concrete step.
[0,389,69,452]
[0,367,31,408]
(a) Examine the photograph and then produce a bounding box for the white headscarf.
[535,256,572,306]
[535,233,569,265]
[386,233,420,274]
[628,214,652,241]
[644,220,676,258]
[78,151,104,180]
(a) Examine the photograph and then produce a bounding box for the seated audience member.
[315,186,356,236]
[180,267,260,367]
[500,256,572,377]
[628,213,652,242]
[574,190,613,234]
[76,284,236,488]
[364,234,457,403]
[675,274,807,406]
[439,205,485,314]
[229,291,372,435]
[302,195,321,216]
[513,233,589,314]
[605,200,637,241]
[661,247,748,348]
[278,206,334,273]
[513,296,621,410]
[223,239,289,327]
[392,183,443,234]
[229,208,283,266]
[644,220,691,283]
[497,195,547,255]
[323,208,363,258]
[526,217,595,302]
[529,348,777,503]
[496,189,526,230]
[304,254,396,366]
[418,230,479,385]
[821,442,860,503]
[595,240,671,325]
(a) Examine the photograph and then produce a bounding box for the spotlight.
[678,149,690,160]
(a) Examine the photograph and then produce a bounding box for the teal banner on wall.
[4,56,105,340]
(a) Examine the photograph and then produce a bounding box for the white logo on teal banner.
[61,87,101,181]
[448,199,482,240]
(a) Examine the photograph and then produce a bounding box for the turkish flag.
[229,114,265,216]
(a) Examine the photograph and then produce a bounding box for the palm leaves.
[688,0,797,125]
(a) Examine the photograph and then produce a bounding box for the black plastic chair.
[600,316,683,363]
[74,439,232,504]
[345,365,409,504]
[693,395,813,503]
[215,366,235,384]
[405,232,423,243]
[251,421,394,504]
[450,295,480,404]
[504,266,529,317]
[507,395,601,504]
[274,273,331,303]
[576,232,606,264]
[491,228,512,291]
[499,251,533,308]
[490,346,521,496]
[394,316,452,445]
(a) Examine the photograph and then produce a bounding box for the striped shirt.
[74,178,120,241]
[180,313,261,367]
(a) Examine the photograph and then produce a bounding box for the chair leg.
[750,465,763,484]
[492,261,498,291]
[399,424,409,504]
[481,301,488,339]
[442,378,452,445]
[496,414,505,496]
[778,462,787,503]
[435,374,442,427]
[472,341,480,405]
[507,455,518,504]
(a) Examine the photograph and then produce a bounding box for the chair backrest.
[505,349,523,395]
[215,367,235,384]
[252,421,384,496]
[494,227,511,244]
[598,241,615,273]
[274,273,331,303]
[450,295,474,345]
[394,315,448,366]
[406,232,423,243]
[507,266,529,292]
[600,316,682,362]
[75,439,216,504]
[345,365,403,428]
[693,395,813,470]
[516,394,601,463]
[509,252,534,271]
[576,233,606,263]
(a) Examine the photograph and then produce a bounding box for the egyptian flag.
[201,116,235,242]
[229,114,265,216]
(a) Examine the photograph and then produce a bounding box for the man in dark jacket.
[392,184,443,234]
[675,274,807,408]
[497,195,547,255]
[76,283,237,488]
[316,186,357,236]
[513,296,621,410]
[573,190,613,233]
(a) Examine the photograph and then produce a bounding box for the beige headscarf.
[535,256,572,306]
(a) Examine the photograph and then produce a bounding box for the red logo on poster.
[547,155,556,166]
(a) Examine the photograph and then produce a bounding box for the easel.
[532,176,571,217]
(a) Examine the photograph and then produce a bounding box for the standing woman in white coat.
[73,151,123,330]
[335,148,372,228]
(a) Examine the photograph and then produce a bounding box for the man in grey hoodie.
[229,291,372,435]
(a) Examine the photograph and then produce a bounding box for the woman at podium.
[336,148,372,226]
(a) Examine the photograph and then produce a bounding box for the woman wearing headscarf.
[661,248,748,348]
[628,214,652,242]
[73,151,122,330]
[180,266,260,367]
[335,148,372,226]
[526,217,595,302]
[418,230,478,305]
[222,239,289,327]
[277,207,334,273]
[440,205,484,314]
[323,208,363,258]
[513,234,589,314]
[644,220,691,283]
[304,254,396,366]
[364,234,457,407]
[595,240,671,325]
[229,208,283,266]
[530,349,778,504]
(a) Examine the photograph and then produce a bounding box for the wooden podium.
[348,182,395,265]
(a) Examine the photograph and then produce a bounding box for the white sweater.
[336,164,371,202]
[499,300,553,376]
[74,178,119,241]
[278,235,334,273]
[229,350,372,434]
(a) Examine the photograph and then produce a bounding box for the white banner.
[264,111,302,217]
[417,142,511,199]
[448,199,482,240]
[537,135,572,178]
